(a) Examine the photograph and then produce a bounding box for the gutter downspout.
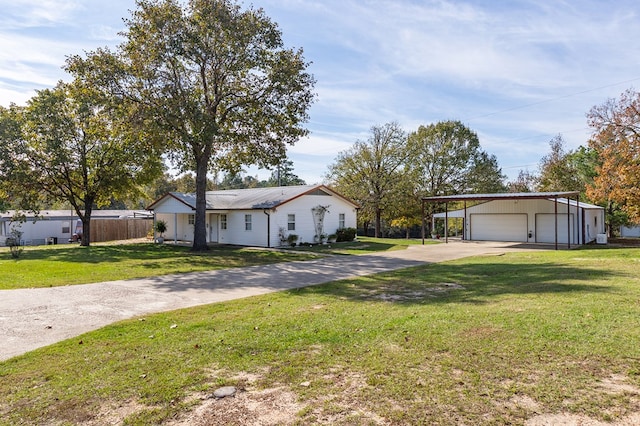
[263,210,271,248]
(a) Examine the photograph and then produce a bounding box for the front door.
[209,214,219,243]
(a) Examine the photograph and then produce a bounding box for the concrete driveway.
[0,241,543,361]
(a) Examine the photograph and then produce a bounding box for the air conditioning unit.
[596,234,607,244]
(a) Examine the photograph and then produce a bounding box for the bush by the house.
[336,227,356,242]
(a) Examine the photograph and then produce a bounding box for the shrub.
[336,227,356,242]
[7,229,24,259]
[287,234,299,247]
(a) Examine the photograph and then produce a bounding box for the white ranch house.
[147,185,358,247]
[427,192,605,247]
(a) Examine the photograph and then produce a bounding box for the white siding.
[151,189,357,247]
[535,214,575,244]
[621,226,640,237]
[5,220,72,245]
[270,194,357,247]
[152,197,194,214]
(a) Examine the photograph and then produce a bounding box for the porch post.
[174,213,178,243]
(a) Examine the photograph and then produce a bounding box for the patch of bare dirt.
[526,375,640,426]
[168,386,303,426]
[84,400,152,425]
[375,282,465,302]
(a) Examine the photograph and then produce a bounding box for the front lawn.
[0,237,433,289]
[288,236,438,255]
[0,243,319,289]
[1,247,639,424]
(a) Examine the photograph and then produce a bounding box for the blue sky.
[2,0,640,185]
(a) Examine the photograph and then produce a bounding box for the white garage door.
[536,214,574,244]
[470,214,528,242]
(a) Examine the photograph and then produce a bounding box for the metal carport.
[421,192,581,250]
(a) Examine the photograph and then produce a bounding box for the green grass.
[2,246,640,424]
[0,243,319,289]
[0,237,430,289]
[288,235,437,255]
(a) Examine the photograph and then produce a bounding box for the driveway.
[0,241,543,361]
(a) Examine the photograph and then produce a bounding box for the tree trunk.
[80,202,92,247]
[375,208,381,238]
[192,151,210,251]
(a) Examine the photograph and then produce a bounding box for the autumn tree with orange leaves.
[587,89,640,230]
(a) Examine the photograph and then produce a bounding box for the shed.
[0,210,152,246]
[423,192,605,249]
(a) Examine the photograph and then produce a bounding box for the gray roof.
[0,210,151,220]
[423,191,580,202]
[148,185,357,211]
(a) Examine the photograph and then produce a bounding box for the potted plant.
[154,220,167,243]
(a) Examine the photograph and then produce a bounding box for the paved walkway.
[0,241,544,361]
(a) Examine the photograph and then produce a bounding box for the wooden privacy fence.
[89,219,153,243]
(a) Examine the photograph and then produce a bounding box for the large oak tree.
[406,120,505,233]
[80,0,315,251]
[325,122,409,237]
[2,77,163,246]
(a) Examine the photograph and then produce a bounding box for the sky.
[2,0,640,185]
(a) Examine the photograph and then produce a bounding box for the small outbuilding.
[147,185,359,247]
[0,210,153,246]
[424,192,605,248]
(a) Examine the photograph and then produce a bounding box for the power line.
[466,77,640,121]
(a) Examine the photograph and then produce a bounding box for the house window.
[220,214,227,230]
[62,222,70,234]
[245,214,252,231]
[188,214,195,225]
[287,214,296,231]
[339,213,345,229]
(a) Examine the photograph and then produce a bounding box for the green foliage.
[86,0,315,251]
[537,134,584,193]
[507,169,538,193]
[406,120,505,233]
[286,233,299,246]
[266,159,306,186]
[1,76,164,247]
[154,220,167,237]
[335,227,356,242]
[326,122,409,237]
[7,229,23,259]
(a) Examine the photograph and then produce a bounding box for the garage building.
[425,192,605,248]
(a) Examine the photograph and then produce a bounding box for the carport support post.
[567,196,571,249]
[421,199,425,245]
[463,201,467,241]
[445,202,449,243]
[554,197,558,250]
